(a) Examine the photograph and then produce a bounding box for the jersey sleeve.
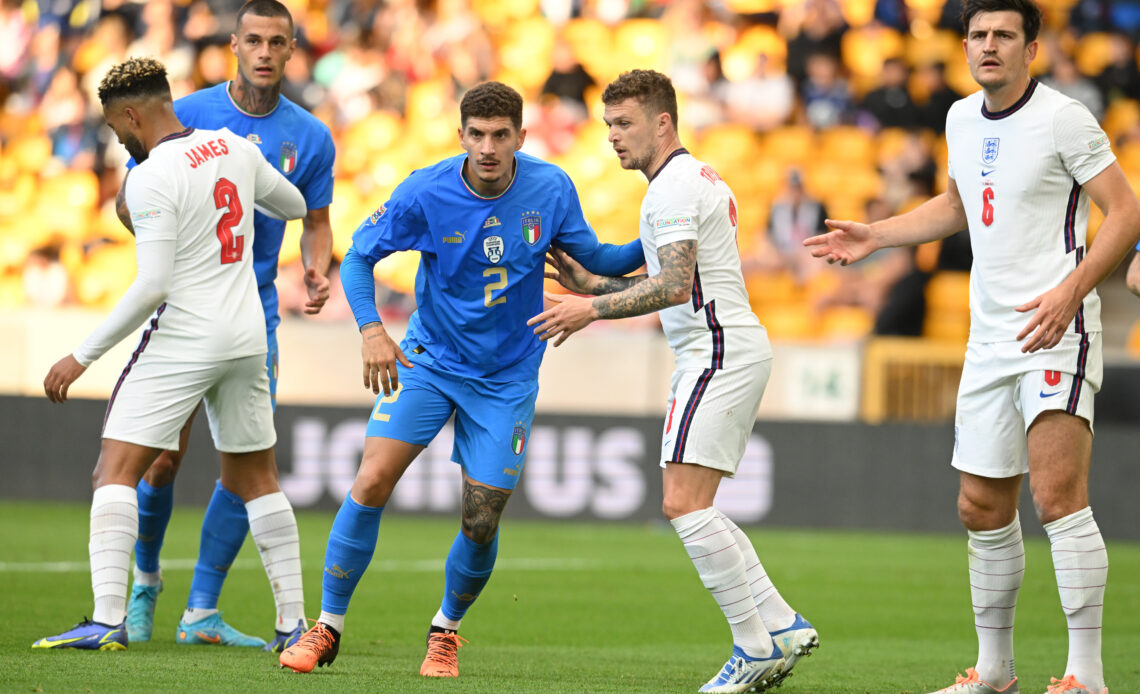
[549,173,644,275]
[1054,100,1116,185]
[350,174,430,263]
[124,163,179,243]
[646,183,700,247]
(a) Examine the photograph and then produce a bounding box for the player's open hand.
[43,354,86,403]
[803,219,878,266]
[545,248,596,295]
[1015,282,1081,353]
[527,291,597,347]
[360,322,412,395]
[303,267,331,314]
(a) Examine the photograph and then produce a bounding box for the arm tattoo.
[462,481,511,544]
[593,240,695,320]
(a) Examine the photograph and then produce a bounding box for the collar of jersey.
[459,156,518,200]
[648,148,689,183]
[981,79,1037,120]
[224,81,280,118]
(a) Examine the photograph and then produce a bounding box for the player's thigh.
[951,343,1028,478]
[1025,409,1093,523]
[365,361,456,444]
[103,356,218,452]
[659,361,771,477]
[450,377,539,491]
[92,438,166,489]
[202,354,276,454]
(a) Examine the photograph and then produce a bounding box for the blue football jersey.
[131,82,335,336]
[349,152,641,382]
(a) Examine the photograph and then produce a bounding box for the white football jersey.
[946,80,1115,342]
[124,126,292,361]
[640,150,771,369]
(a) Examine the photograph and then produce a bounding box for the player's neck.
[462,157,516,198]
[228,77,281,116]
[982,75,1032,113]
[145,114,189,154]
[643,135,685,181]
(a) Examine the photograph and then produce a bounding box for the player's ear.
[515,127,526,150]
[230,33,239,55]
[1025,38,1038,64]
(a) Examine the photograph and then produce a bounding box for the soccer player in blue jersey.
[119,0,335,653]
[278,81,644,678]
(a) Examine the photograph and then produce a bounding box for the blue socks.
[321,495,384,615]
[134,479,174,573]
[186,481,249,609]
[440,530,498,621]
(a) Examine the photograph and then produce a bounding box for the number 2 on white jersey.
[213,177,245,263]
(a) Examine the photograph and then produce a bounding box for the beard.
[124,132,148,163]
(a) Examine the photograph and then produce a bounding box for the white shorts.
[951,333,1100,479]
[103,352,276,453]
[659,360,771,477]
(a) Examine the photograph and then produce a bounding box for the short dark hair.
[601,69,679,130]
[98,56,171,106]
[236,0,294,35]
[460,81,524,131]
[961,0,1042,42]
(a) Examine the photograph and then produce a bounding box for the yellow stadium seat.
[754,303,817,341]
[499,16,556,89]
[746,270,801,307]
[839,0,877,26]
[904,0,946,24]
[820,305,874,340]
[1127,318,1140,358]
[1102,99,1140,143]
[562,18,613,82]
[1074,32,1115,77]
[10,135,52,174]
[904,29,961,69]
[759,125,815,168]
[695,122,762,169]
[0,271,24,310]
[722,25,787,81]
[923,270,970,342]
[75,242,136,309]
[841,25,904,90]
[817,126,875,166]
[614,19,669,73]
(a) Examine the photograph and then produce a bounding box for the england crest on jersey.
[483,235,503,263]
[521,212,541,245]
[982,138,1000,165]
[280,141,297,174]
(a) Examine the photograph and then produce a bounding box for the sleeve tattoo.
[592,240,695,319]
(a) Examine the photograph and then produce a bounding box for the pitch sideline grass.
[1,501,1137,693]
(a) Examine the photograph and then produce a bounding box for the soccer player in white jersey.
[529,69,818,694]
[32,57,309,651]
[806,1,1140,692]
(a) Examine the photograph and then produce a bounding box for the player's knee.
[145,452,181,486]
[661,497,698,521]
[461,507,502,544]
[1030,486,1081,525]
[956,490,1010,531]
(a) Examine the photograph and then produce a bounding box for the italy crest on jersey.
[982,138,999,165]
[510,422,527,455]
[483,235,503,263]
[521,212,541,245]
[280,141,298,174]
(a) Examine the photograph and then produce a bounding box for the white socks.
[318,610,345,635]
[968,514,1024,687]
[181,607,218,624]
[1045,507,1107,693]
[715,510,797,631]
[90,484,139,626]
[246,492,305,631]
[432,608,461,632]
[672,507,775,658]
[132,566,161,587]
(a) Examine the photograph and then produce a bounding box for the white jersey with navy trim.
[122,126,295,361]
[945,80,1115,342]
[640,150,770,370]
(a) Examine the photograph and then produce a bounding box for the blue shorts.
[366,357,537,490]
[265,331,279,411]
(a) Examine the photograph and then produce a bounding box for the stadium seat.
[10,135,52,175]
[1074,32,1116,77]
[0,271,24,310]
[614,19,669,74]
[904,29,960,69]
[839,0,877,27]
[923,270,970,343]
[75,242,136,309]
[1103,99,1140,145]
[1128,318,1140,358]
[754,303,817,341]
[722,25,787,82]
[820,305,874,340]
[841,25,904,93]
[746,270,802,308]
[817,126,875,167]
[695,122,762,169]
[904,0,946,25]
[759,125,815,168]
[562,18,613,82]
[499,16,556,89]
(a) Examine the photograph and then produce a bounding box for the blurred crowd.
[3,0,1140,342]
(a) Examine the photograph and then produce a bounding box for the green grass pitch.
[1,501,1137,693]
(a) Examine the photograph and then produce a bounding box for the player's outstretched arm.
[529,240,692,346]
[805,181,968,265]
[1017,161,1140,352]
[299,206,333,314]
[1126,252,1140,297]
